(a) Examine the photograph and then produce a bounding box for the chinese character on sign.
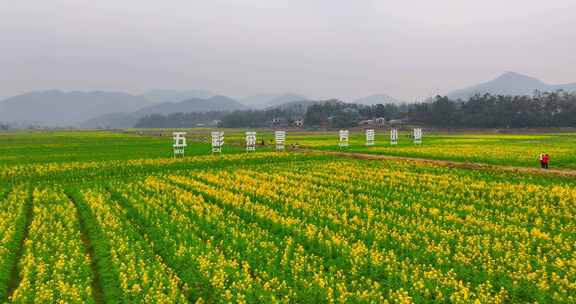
[173,132,187,157]
[339,130,349,149]
[413,128,422,144]
[211,131,224,153]
[275,131,286,150]
[365,129,375,146]
[246,131,256,152]
[390,129,398,145]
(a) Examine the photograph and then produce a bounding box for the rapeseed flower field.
[0,131,574,303]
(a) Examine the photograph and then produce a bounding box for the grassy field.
[121,129,576,170]
[0,130,575,303]
[0,130,255,165]
[290,131,576,170]
[7,129,570,170]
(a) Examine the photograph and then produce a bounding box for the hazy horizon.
[2,0,576,101]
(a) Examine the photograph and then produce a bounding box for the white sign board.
[173,132,187,156]
[275,131,286,150]
[390,129,398,145]
[245,131,257,152]
[365,129,375,146]
[339,130,349,148]
[413,128,422,144]
[211,131,224,153]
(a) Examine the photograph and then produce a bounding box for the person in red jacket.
[543,154,550,169]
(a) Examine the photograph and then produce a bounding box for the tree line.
[133,91,576,129]
[299,100,408,128]
[409,91,576,128]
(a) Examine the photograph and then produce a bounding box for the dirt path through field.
[304,149,576,179]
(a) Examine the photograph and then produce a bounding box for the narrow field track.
[308,149,576,179]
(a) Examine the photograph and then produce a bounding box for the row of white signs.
[173,131,286,154]
[339,128,422,147]
[215,130,286,152]
[173,129,423,155]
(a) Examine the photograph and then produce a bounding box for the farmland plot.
[1,153,574,303]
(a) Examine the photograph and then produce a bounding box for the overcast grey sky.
[2,0,576,101]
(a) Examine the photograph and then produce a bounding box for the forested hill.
[410,91,576,128]
[133,91,576,129]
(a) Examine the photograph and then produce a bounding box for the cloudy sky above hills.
[2,0,576,101]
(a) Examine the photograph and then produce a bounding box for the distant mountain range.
[134,95,246,116]
[240,93,308,108]
[447,72,576,100]
[141,89,215,103]
[0,90,247,128]
[0,90,340,128]
[353,94,406,105]
[0,90,150,126]
[3,72,576,128]
[84,96,246,129]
